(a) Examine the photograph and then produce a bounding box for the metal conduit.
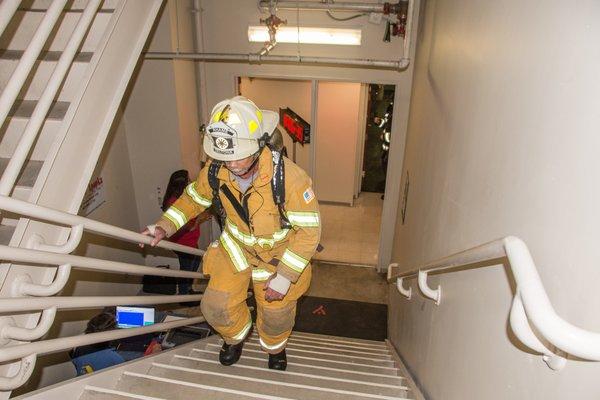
[0,0,102,196]
[258,1,390,12]
[0,316,206,364]
[0,196,204,256]
[144,51,410,70]
[0,244,204,279]
[0,294,203,313]
[0,0,68,129]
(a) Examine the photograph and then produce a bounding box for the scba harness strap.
[208,146,292,231]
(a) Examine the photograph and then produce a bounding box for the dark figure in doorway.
[374,102,393,198]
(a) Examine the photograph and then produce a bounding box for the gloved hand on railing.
[139,224,167,247]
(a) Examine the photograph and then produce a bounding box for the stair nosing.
[195,347,398,371]
[151,362,406,400]
[245,336,391,356]
[288,332,388,348]
[84,385,166,400]
[191,348,403,379]
[122,371,296,400]
[267,335,391,351]
[210,341,393,363]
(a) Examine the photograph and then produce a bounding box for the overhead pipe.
[258,0,406,13]
[145,51,409,70]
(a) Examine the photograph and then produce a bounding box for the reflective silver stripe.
[281,249,309,273]
[226,219,256,246]
[220,231,249,272]
[251,268,273,281]
[259,336,287,351]
[286,211,320,227]
[226,219,290,247]
[232,318,252,341]
[185,182,212,207]
[164,206,187,230]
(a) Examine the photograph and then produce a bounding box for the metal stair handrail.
[0,195,204,257]
[387,236,600,370]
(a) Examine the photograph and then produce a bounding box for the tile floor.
[314,192,383,266]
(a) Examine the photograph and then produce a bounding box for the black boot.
[219,341,244,366]
[268,349,287,370]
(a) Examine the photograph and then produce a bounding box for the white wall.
[315,81,361,204]
[389,0,600,399]
[123,0,202,266]
[239,77,312,172]
[197,0,420,269]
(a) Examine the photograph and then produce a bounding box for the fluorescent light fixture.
[248,26,361,46]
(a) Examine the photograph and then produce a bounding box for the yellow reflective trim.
[248,120,259,135]
[164,207,187,230]
[287,211,320,227]
[185,182,212,207]
[232,318,252,341]
[220,231,249,272]
[252,268,273,282]
[226,219,290,248]
[256,109,263,123]
[212,111,222,122]
[259,336,287,351]
[281,249,308,273]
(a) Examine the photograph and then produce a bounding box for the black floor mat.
[293,296,387,341]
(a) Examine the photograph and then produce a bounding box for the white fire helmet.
[203,96,279,161]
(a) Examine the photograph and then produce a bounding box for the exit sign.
[279,108,310,145]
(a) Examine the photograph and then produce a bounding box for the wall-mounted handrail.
[0,0,67,128]
[0,244,204,280]
[387,236,599,370]
[0,195,204,257]
[0,293,203,313]
[0,0,102,196]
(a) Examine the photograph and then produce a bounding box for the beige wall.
[197,0,420,268]
[123,0,201,266]
[315,81,362,204]
[239,77,312,173]
[389,0,600,398]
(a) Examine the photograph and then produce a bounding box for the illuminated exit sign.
[279,108,310,145]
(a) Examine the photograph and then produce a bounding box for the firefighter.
[141,96,321,370]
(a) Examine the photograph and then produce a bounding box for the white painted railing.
[0,194,206,391]
[387,236,600,371]
[0,0,191,395]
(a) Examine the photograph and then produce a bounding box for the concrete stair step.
[146,363,406,400]
[170,355,408,397]
[206,341,396,367]
[0,224,16,246]
[271,333,389,351]
[80,386,166,400]
[1,10,112,53]
[288,331,388,348]
[187,347,403,385]
[9,99,69,120]
[191,347,400,376]
[0,117,62,161]
[116,372,296,400]
[0,50,92,101]
[245,335,392,357]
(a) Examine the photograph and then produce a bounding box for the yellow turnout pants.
[200,242,311,354]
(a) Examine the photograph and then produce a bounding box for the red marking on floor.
[312,305,326,316]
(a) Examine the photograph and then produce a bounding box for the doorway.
[237,77,392,267]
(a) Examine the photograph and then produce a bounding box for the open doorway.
[237,77,394,267]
